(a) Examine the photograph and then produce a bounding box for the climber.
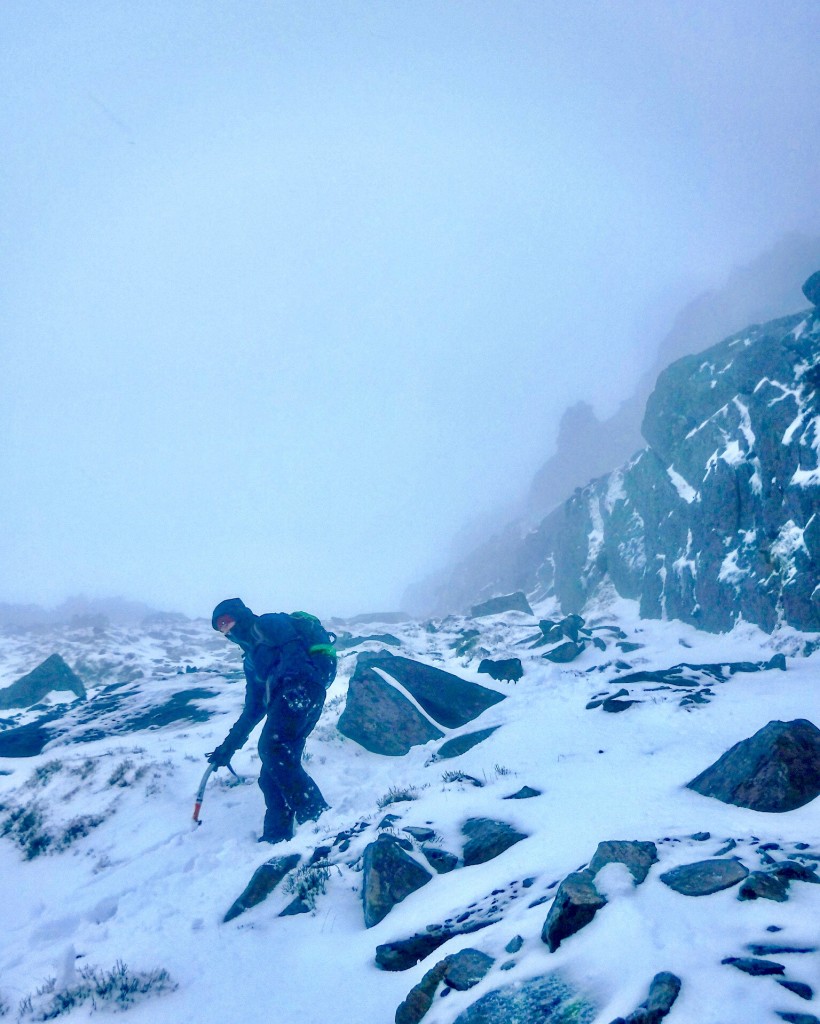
[206,598,337,844]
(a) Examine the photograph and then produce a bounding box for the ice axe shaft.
[192,765,216,825]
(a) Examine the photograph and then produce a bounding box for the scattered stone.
[403,826,436,842]
[660,859,749,896]
[503,786,542,800]
[738,872,790,902]
[722,956,786,975]
[588,840,658,884]
[541,871,607,952]
[586,688,629,709]
[748,945,817,955]
[420,847,458,874]
[444,949,495,991]
[471,592,533,618]
[379,814,401,829]
[716,839,738,856]
[462,818,527,866]
[772,861,820,883]
[602,697,641,713]
[505,935,523,954]
[278,896,311,916]
[376,919,497,971]
[776,1013,820,1024]
[608,971,682,1024]
[691,832,711,841]
[0,653,87,710]
[223,853,301,922]
[438,728,500,760]
[687,719,820,812]
[478,658,524,683]
[451,972,595,1024]
[543,641,585,663]
[362,835,433,928]
[777,980,814,1000]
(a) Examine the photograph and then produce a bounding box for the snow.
[1,602,819,1024]
[666,467,698,504]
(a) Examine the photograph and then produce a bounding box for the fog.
[3,1,819,619]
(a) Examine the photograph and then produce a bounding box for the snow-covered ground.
[0,597,818,1024]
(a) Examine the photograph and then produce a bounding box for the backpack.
[290,611,338,685]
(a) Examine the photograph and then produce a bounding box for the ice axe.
[192,759,241,826]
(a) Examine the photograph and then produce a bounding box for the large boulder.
[541,871,607,952]
[337,658,443,755]
[687,719,820,812]
[338,652,505,755]
[395,948,496,1024]
[0,654,86,710]
[452,973,595,1024]
[362,835,432,928]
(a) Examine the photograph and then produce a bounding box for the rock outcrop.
[0,654,86,710]
[687,719,820,812]
[338,652,505,755]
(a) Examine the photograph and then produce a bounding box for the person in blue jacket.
[207,597,335,843]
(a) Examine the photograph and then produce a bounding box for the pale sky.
[2,1,819,618]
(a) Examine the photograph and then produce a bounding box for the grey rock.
[362,835,432,927]
[543,640,585,663]
[602,697,641,713]
[278,896,311,916]
[444,949,495,991]
[421,846,458,874]
[337,658,443,755]
[223,853,301,922]
[803,270,820,305]
[687,719,820,812]
[542,871,607,952]
[462,818,527,866]
[777,980,814,1000]
[776,1014,820,1024]
[438,728,500,760]
[0,654,86,710]
[478,658,524,683]
[722,956,785,975]
[395,959,448,1024]
[588,840,658,884]
[737,871,790,902]
[402,826,436,842]
[376,919,497,971]
[505,935,524,954]
[772,860,820,883]
[660,858,749,896]
[609,971,682,1024]
[503,786,542,800]
[471,592,533,617]
[452,972,595,1024]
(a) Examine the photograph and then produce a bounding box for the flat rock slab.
[542,871,607,952]
[444,949,495,991]
[462,818,527,866]
[776,1014,820,1024]
[362,835,432,928]
[223,853,301,922]
[660,858,749,896]
[687,718,820,812]
[589,840,658,884]
[777,980,814,1001]
[421,846,459,873]
[452,972,595,1024]
[722,956,785,976]
[438,727,500,760]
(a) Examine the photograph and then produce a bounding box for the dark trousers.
[257,676,328,841]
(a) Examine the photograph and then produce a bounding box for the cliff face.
[520,306,820,632]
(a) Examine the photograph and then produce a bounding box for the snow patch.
[666,467,697,504]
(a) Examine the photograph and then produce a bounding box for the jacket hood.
[211,598,254,631]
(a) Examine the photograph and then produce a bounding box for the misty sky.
[3,1,819,619]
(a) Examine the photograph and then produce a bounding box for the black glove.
[206,742,233,768]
